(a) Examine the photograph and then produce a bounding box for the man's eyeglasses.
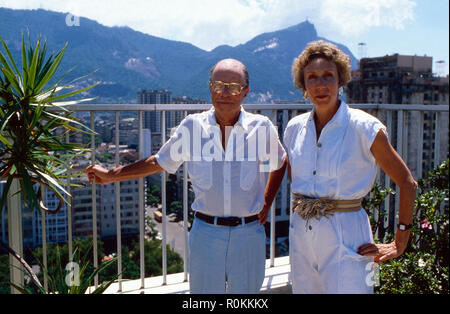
[209,80,245,96]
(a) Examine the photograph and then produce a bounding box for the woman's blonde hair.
[292,40,351,92]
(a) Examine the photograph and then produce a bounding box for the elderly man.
[86,58,287,294]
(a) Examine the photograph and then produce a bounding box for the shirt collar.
[207,106,249,131]
[309,100,349,127]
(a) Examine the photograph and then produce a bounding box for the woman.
[284,40,417,294]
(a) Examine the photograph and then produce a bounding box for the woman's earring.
[338,87,344,97]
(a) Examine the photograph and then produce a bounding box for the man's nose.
[221,85,232,96]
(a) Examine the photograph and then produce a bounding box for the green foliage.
[0,35,96,212]
[31,237,105,283]
[367,159,449,294]
[9,238,118,294]
[0,235,184,293]
[128,239,184,277]
[363,183,395,238]
[169,201,183,220]
[146,183,161,207]
[378,252,448,294]
[99,245,140,282]
[99,152,114,163]
[145,215,159,239]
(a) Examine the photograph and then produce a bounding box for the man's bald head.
[210,59,249,88]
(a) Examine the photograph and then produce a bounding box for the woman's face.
[304,57,340,109]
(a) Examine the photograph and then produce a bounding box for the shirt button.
[313,170,316,175]
[309,225,312,231]
[317,143,322,148]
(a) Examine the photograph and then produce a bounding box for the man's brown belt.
[292,193,362,221]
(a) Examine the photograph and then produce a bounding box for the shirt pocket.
[321,125,348,178]
[240,161,258,191]
[318,142,340,178]
[189,161,212,190]
[291,142,313,179]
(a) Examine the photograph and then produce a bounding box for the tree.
[129,239,183,278]
[146,183,161,207]
[169,201,183,219]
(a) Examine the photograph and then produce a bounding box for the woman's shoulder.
[346,107,386,143]
[286,111,311,129]
[347,107,384,129]
[283,112,310,143]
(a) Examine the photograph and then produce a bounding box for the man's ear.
[241,86,250,100]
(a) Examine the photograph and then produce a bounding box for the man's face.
[209,59,249,116]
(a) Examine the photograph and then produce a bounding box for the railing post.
[270,202,275,267]
[90,111,98,289]
[417,111,424,180]
[7,178,23,294]
[40,187,48,292]
[161,110,167,285]
[281,109,288,217]
[402,111,408,167]
[384,110,392,229]
[183,110,189,282]
[66,132,73,263]
[433,112,445,215]
[138,111,145,290]
[270,110,277,267]
[394,110,404,230]
[115,111,122,292]
[434,112,441,169]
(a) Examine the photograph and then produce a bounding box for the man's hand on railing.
[86,165,114,185]
[86,156,164,185]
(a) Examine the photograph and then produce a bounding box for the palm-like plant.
[8,245,120,294]
[0,36,97,288]
[0,36,95,211]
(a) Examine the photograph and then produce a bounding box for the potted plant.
[0,35,97,292]
[8,244,120,294]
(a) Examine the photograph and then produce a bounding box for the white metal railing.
[5,103,449,293]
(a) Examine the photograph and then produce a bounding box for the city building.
[171,96,207,130]
[347,54,449,177]
[71,171,140,239]
[1,181,69,249]
[138,89,172,133]
[32,188,69,246]
[111,117,139,148]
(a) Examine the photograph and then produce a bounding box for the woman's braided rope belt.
[292,193,362,222]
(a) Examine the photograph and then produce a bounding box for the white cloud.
[0,0,416,50]
[317,0,416,37]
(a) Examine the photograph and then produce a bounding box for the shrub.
[366,159,449,294]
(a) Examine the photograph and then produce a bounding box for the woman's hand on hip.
[357,231,410,263]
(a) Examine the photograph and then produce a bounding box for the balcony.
[3,103,449,294]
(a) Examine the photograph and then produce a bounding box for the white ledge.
[100,256,291,294]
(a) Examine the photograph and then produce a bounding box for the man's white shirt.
[155,107,286,217]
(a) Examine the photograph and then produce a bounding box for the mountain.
[0,8,358,103]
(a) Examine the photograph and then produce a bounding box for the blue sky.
[340,0,449,75]
[1,0,448,75]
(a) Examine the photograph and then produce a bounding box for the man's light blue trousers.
[189,217,266,294]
